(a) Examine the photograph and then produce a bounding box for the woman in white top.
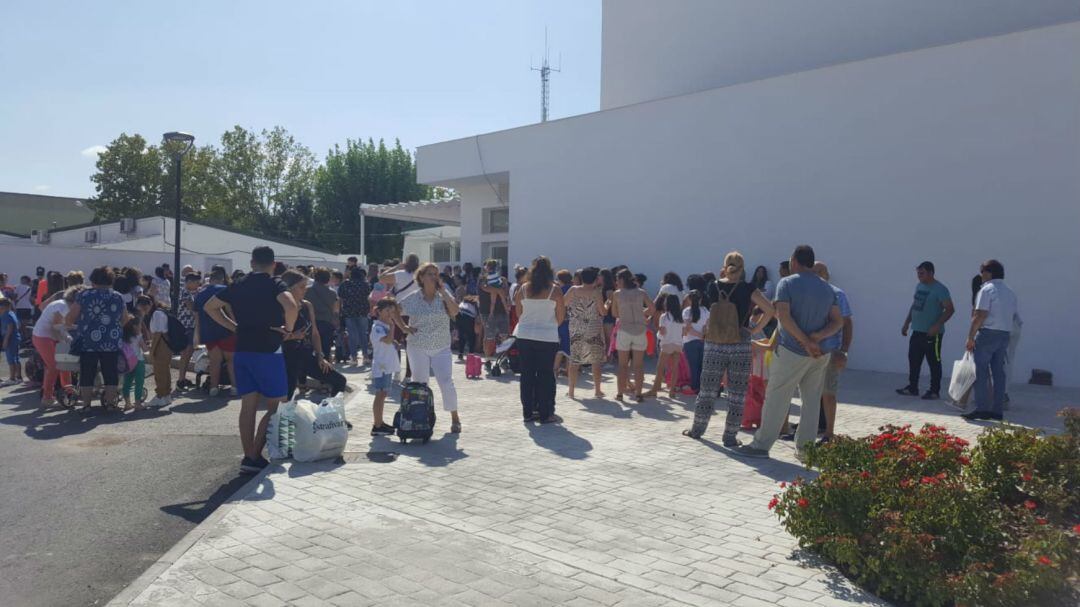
[398,263,462,433]
[681,290,710,394]
[31,285,82,407]
[513,256,566,424]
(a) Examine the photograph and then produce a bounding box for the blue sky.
[0,0,601,198]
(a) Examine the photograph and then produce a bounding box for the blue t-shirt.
[74,288,124,352]
[775,272,838,356]
[195,284,230,344]
[1,310,19,351]
[909,281,952,333]
[820,286,851,352]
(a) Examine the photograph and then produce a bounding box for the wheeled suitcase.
[394,382,436,444]
[465,354,483,379]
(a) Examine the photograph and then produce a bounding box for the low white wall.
[0,242,208,281]
[422,22,1080,386]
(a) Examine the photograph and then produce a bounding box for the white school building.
[410,1,1080,386]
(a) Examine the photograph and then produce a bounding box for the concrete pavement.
[108,363,1073,607]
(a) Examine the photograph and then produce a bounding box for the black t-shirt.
[705,280,754,328]
[216,272,288,353]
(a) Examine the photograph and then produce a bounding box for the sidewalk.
[110,364,1073,607]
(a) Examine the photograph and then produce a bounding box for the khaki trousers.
[749,346,830,452]
[150,334,173,398]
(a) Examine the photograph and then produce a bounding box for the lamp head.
[162,131,195,156]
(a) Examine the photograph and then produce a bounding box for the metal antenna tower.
[531,28,561,122]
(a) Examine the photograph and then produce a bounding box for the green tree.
[89,133,164,219]
[314,138,435,261]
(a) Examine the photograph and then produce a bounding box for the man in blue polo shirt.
[734,245,843,460]
[204,246,298,474]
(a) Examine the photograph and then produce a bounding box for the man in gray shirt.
[734,245,843,459]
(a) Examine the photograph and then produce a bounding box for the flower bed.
[770,409,1080,607]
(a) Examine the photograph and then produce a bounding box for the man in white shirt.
[963,259,1018,421]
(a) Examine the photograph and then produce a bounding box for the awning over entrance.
[359,198,460,226]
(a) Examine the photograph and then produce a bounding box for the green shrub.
[772,412,1080,607]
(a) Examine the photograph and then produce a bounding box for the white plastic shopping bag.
[948,352,977,403]
[292,396,349,462]
[191,347,210,374]
[266,400,298,460]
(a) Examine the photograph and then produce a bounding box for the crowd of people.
[0,241,1022,471]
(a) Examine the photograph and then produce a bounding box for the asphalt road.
[0,379,254,607]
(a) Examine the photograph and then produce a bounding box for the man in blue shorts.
[204,246,298,474]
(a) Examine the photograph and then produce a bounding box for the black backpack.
[164,313,190,353]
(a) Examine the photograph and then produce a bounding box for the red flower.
[1021,471,1033,482]
[900,479,912,489]
[1023,500,1037,510]
[958,456,971,466]
[1038,556,1052,566]
[859,471,870,479]
[797,498,809,509]
[920,476,935,485]
[1036,517,1048,525]
[767,497,779,510]
[1073,524,1080,534]
[779,482,787,489]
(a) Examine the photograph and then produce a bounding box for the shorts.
[660,342,682,355]
[371,373,393,393]
[233,351,288,398]
[5,345,20,365]
[482,312,509,339]
[617,331,648,352]
[206,334,237,353]
[824,353,843,395]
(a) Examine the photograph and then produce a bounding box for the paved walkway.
[110,363,1073,607]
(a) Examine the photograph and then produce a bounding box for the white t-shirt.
[658,312,684,347]
[150,309,169,334]
[32,299,69,339]
[975,279,1019,332]
[370,320,400,377]
[391,270,419,301]
[682,306,710,344]
[14,284,33,310]
[657,284,685,302]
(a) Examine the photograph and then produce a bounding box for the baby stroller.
[52,340,84,408]
[488,336,520,377]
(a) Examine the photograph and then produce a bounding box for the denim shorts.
[370,373,393,393]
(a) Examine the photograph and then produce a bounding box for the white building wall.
[600,0,1080,109]
[452,183,507,266]
[420,22,1080,386]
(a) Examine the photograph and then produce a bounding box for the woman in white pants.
[398,263,462,433]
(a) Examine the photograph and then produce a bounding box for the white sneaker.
[0,379,16,387]
[209,387,220,397]
[148,396,171,409]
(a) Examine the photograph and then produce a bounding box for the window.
[431,242,458,263]
[483,207,509,234]
[482,241,509,268]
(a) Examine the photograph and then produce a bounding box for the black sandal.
[682,429,702,440]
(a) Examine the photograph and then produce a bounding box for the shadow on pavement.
[367,432,469,467]
[526,423,593,460]
[577,397,632,419]
[159,474,253,524]
[629,398,687,422]
[0,398,172,440]
[698,437,810,481]
[167,395,231,415]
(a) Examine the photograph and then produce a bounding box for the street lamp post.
[162,131,195,309]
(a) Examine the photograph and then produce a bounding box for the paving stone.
[116,367,1070,607]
